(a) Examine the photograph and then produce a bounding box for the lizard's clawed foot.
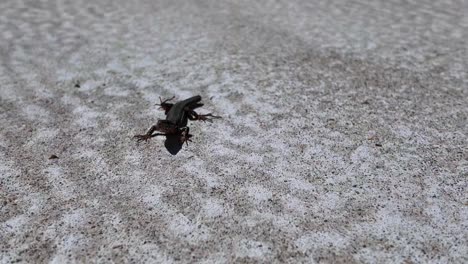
[180,132,193,146]
[156,96,175,113]
[198,113,222,122]
[157,96,175,105]
[134,134,152,143]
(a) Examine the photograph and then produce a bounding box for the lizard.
[134,95,221,145]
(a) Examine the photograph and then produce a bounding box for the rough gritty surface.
[1,0,467,263]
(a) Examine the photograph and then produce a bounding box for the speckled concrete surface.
[1,0,467,263]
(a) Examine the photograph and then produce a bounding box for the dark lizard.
[134,95,221,145]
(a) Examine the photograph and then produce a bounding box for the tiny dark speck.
[375,143,382,147]
[49,155,59,159]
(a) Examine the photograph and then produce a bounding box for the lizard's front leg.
[156,96,175,114]
[134,125,166,142]
[187,110,222,122]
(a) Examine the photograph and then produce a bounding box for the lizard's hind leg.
[179,127,193,145]
[134,125,166,142]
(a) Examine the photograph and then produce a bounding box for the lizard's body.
[134,95,219,145]
[166,95,202,127]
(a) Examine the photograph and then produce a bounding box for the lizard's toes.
[134,134,150,142]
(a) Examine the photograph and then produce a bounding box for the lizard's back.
[166,95,202,126]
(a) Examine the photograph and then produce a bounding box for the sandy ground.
[1,0,467,263]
